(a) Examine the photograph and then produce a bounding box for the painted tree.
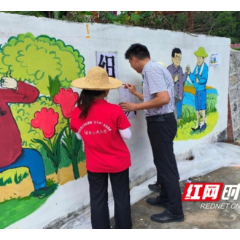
[0,32,85,95]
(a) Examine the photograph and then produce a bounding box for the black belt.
[146,112,174,122]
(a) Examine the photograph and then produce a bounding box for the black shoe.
[148,183,161,192]
[150,209,184,223]
[191,126,200,131]
[146,196,168,208]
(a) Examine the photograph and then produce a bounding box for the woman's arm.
[75,132,82,140]
[119,128,132,140]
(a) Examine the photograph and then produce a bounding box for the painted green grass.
[0,181,58,229]
[175,112,219,141]
[175,92,219,141]
[40,139,86,176]
[0,172,29,186]
[0,196,49,229]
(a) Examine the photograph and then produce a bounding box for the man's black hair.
[125,43,150,60]
[171,48,182,58]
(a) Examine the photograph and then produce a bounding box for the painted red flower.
[31,107,59,139]
[53,88,78,118]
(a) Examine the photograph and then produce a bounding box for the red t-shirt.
[70,99,131,173]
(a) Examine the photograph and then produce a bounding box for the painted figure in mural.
[167,48,188,121]
[0,74,51,198]
[120,43,184,223]
[70,67,132,229]
[186,47,209,131]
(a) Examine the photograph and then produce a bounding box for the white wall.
[0,12,230,228]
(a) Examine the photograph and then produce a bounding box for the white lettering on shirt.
[79,120,112,136]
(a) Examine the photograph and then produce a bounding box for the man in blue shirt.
[187,47,208,131]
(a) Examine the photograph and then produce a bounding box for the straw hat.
[71,66,122,90]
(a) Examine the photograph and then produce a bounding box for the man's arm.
[133,91,144,101]
[119,91,169,112]
[1,77,39,103]
[124,84,143,101]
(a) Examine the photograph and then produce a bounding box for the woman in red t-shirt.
[70,66,132,229]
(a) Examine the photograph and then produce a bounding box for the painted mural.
[0,32,87,229]
[0,36,221,229]
[169,47,219,141]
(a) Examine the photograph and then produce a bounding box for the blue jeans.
[0,148,46,191]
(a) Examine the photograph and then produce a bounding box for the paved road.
[125,167,240,229]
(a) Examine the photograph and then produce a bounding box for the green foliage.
[0,177,12,186]
[32,126,67,173]
[207,94,217,113]
[0,171,29,186]
[178,105,196,127]
[14,172,29,184]
[174,11,240,43]
[48,75,62,99]
[10,95,67,150]
[1,11,68,20]
[209,12,240,43]
[73,11,240,43]
[178,92,217,128]
[40,146,56,175]
[61,124,84,179]
[69,11,94,22]
[39,142,74,176]
[66,11,162,28]
[0,32,85,95]
[53,11,68,20]
[231,48,240,51]
[46,178,56,187]
[3,11,46,17]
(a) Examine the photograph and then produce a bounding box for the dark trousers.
[87,168,132,229]
[147,113,183,215]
